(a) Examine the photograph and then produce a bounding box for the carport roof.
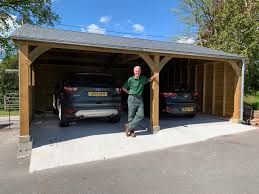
[11,24,244,60]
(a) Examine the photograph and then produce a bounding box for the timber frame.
[17,40,243,142]
[14,27,244,148]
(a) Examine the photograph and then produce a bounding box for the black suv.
[53,73,122,127]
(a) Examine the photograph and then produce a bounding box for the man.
[122,66,159,137]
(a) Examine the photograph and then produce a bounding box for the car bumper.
[163,103,198,114]
[74,109,119,118]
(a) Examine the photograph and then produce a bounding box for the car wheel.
[187,114,195,118]
[59,103,69,127]
[109,114,121,123]
[59,119,69,127]
[53,107,59,115]
[52,94,59,114]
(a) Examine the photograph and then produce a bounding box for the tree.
[0,0,60,58]
[0,55,18,108]
[173,0,259,94]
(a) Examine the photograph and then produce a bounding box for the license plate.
[88,92,107,96]
[182,107,193,112]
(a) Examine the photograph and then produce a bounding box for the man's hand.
[149,73,159,82]
[122,87,129,94]
[153,73,159,78]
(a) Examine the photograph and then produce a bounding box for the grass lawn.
[244,91,259,110]
[0,110,19,116]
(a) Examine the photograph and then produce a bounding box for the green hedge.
[244,91,259,110]
[0,70,19,110]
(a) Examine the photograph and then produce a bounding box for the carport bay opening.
[32,48,240,123]
[11,24,244,148]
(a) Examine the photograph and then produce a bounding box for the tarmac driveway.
[29,113,257,172]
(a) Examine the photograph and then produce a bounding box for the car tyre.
[187,114,195,118]
[59,119,69,127]
[52,94,59,115]
[59,103,69,127]
[53,107,59,115]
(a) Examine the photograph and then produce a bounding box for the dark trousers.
[127,95,144,131]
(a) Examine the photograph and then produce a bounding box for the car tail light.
[64,87,78,94]
[161,92,177,97]
[64,108,76,114]
[192,92,199,97]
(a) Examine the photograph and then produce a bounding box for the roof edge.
[11,36,245,62]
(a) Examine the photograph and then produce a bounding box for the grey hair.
[134,66,141,71]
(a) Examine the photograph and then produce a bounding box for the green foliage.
[0,55,18,109]
[244,91,259,110]
[0,0,60,58]
[173,0,259,94]
[0,110,19,116]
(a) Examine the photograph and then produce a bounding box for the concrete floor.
[29,113,257,172]
[2,120,259,193]
[0,116,19,129]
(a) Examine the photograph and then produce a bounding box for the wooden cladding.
[212,63,224,116]
[202,62,240,121]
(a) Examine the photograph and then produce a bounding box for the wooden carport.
[11,24,245,151]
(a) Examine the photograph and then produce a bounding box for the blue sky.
[52,0,195,43]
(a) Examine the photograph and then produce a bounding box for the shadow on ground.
[0,123,12,129]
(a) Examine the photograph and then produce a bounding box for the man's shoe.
[130,132,136,138]
[125,123,130,137]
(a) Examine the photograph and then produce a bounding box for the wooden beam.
[29,65,32,123]
[202,64,207,113]
[19,44,30,138]
[154,55,160,71]
[173,64,179,83]
[212,63,216,114]
[232,75,241,122]
[223,63,227,116]
[227,61,240,76]
[180,65,183,84]
[38,55,109,64]
[31,65,36,120]
[150,55,160,133]
[187,65,191,87]
[159,56,173,71]
[28,46,51,64]
[31,65,35,86]
[116,55,140,64]
[139,54,155,72]
[195,64,198,91]
[139,54,161,133]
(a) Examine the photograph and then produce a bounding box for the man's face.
[134,67,141,78]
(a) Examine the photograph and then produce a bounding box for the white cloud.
[123,34,134,38]
[177,37,195,44]
[80,27,86,32]
[99,16,112,24]
[86,24,106,34]
[132,24,144,33]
